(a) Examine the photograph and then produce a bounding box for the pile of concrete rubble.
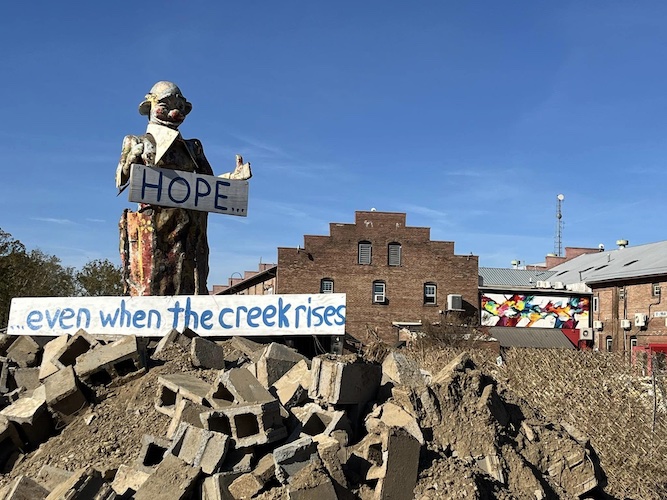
[0,330,605,499]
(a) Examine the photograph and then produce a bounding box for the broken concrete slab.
[271,359,311,409]
[208,367,276,409]
[0,334,16,356]
[367,427,421,500]
[273,435,319,484]
[44,467,115,500]
[285,460,338,499]
[250,342,310,388]
[36,465,75,492]
[133,454,201,500]
[44,365,87,418]
[168,422,230,475]
[0,395,53,447]
[227,453,275,499]
[167,398,208,439]
[364,401,424,445]
[153,328,198,357]
[201,400,287,448]
[2,474,50,499]
[110,464,150,497]
[431,352,473,385]
[10,367,41,392]
[0,356,10,394]
[156,373,212,417]
[309,355,382,405]
[6,336,41,368]
[190,337,226,370]
[74,335,145,386]
[51,330,99,370]
[38,334,71,380]
[381,350,425,387]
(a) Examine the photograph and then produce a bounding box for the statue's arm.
[115,134,156,189]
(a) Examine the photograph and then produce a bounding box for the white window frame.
[653,283,661,297]
[424,283,437,305]
[320,279,334,294]
[606,336,613,352]
[630,336,638,348]
[358,241,372,265]
[593,296,599,313]
[373,281,386,303]
[388,243,402,267]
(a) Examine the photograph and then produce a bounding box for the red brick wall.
[276,211,479,344]
[592,280,667,352]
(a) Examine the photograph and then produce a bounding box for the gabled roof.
[488,327,575,349]
[548,240,667,285]
[479,268,557,287]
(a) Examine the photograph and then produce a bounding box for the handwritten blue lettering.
[195,178,211,207]
[141,168,163,202]
[214,180,230,211]
[168,177,190,204]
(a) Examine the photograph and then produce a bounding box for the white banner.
[8,294,346,337]
[128,164,249,216]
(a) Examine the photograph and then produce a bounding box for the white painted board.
[8,294,346,337]
[128,164,249,216]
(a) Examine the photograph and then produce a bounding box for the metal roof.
[488,327,575,349]
[548,240,667,285]
[479,268,557,287]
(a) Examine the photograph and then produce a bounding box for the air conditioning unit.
[536,281,551,289]
[593,320,604,331]
[447,294,463,311]
[634,313,648,328]
[621,319,632,330]
[374,294,385,303]
[552,281,565,290]
[579,328,593,341]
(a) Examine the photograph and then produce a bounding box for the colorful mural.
[481,293,590,328]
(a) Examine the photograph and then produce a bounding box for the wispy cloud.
[85,218,106,223]
[30,217,75,225]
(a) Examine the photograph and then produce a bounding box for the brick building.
[276,211,479,344]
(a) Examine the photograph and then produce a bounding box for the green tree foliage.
[77,259,123,297]
[0,229,123,329]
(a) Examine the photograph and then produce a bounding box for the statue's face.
[149,94,188,129]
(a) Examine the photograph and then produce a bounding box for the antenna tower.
[554,194,564,257]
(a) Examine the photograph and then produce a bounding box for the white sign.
[8,294,346,337]
[128,164,249,215]
[654,311,667,318]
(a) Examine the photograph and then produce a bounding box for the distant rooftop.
[488,327,575,349]
[548,240,667,284]
[479,268,557,288]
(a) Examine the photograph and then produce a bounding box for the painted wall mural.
[481,293,590,328]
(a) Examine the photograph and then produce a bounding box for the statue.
[115,81,251,296]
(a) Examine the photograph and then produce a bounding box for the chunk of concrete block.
[10,367,41,391]
[0,334,16,356]
[134,454,201,500]
[381,350,425,387]
[75,336,145,386]
[169,422,230,475]
[0,356,10,394]
[290,402,352,444]
[431,352,473,385]
[36,465,75,492]
[208,367,275,409]
[273,436,319,484]
[0,414,23,470]
[228,452,276,498]
[476,454,505,484]
[309,356,381,405]
[39,334,71,380]
[190,337,226,370]
[271,359,311,409]
[6,336,41,368]
[367,427,421,500]
[286,460,338,499]
[44,467,115,500]
[110,464,150,497]
[253,342,309,388]
[0,395,53,447]
[52,330,99,370]
[201,400,287,449]
[315,435,348,489]
[2,475,50,499]
[153,328,198,356]
[135,434,172,472]
[156,373,212,417]
[364,401,424,445]
[44,365,87,417]
[167,398,208,439]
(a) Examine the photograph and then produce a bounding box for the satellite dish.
[370,207,377,211]
[557,194,564,201]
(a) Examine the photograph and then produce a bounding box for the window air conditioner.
[593,320,604,331]
[579,328,593,340]
[374,294,385,303]
[553,281,565,290]
[447,294,463,311]
[621,319,632,330]
[634,313,648,328]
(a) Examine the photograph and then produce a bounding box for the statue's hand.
[116,135,145,189]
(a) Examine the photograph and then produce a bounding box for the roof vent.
[616,239,628,249]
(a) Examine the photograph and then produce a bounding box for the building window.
[630,336,638,348]
[320,279,334,294]
[373,281,386,304]
[653,283,661,297]
[388,243,402,266]
[358,241,372,265]
[424,283,437,305]
[619,288,625,300]
[593,296,599,313]
[606,336,613,352]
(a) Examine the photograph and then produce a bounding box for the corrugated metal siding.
[488,327,575,349]
[479,268,557,287]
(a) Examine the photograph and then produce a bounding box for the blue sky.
[2,2,666,289]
